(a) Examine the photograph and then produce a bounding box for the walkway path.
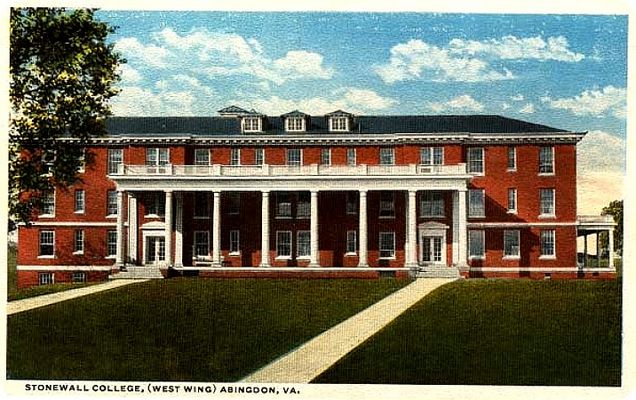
[7,279,148,315]
[242,277,455,383]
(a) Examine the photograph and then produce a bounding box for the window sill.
[502,256,520,260]
[39,215,55,219]
[538,214,556,219]
[144,214,165,219]
[507,210,517,214]
[539,255,556,260]
[378,256,396,260]
[296,216,310,220]
[468,172,485,177]
[346,212,358,216]
[228,252,240,257]
[469,256,485,260]
[73,251,84,256]
[193,216,210,219]
[379,216,396,220]
[296,256,311,260]
[507,168,517,172]
[74,211,85,215]
[275,216,293,220]
[420,215,445,219]
[275,256,292,260]
[37,255,55,259]
[344,252,357,257]
[106,214,118,219]
[105,256,117,260]
[468,215,486,219]
[538,172,555,176]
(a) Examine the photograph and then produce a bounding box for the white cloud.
[518,103,535,114]
[427,95,484,113]
[501,102,511,110]
[273,51,333,80]
[114,37,170,69]
[117,64,142,85]
[541,86,626,119]
[577,130,625,214]
[510,94,524,101]
[448,35,584,62]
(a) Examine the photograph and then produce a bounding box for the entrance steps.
[109,266,164,280]
[412,265,461,279]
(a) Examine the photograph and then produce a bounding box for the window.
[379,191,395,218]
[379,148,395,165]
[230,148,241,165]
[421,147,444,165]
[346,230,357,254]
[276,231,292,258]
[347,148,356,166]
[230,230,240,254]
[346,192,357,215]
[146,148,169,166]
[421,191,444,217]
[286,117,305,132]
[286,148,302,166]
[330,117,348,131]
[469,230,485,258]
[194,149,210,165]
[539,146,554,174]
[39,272,54,286]
[72,272,86,283]
[107,148,123,174]
[297,192,310,219]
[74,230,84,254]
[503,230,520,258]
[242,117,262,132]
[107,231,117,258]
[507,147,517,171]
[228,192,240,215]
[194,231,209,257]
[508,188,517,213]
[540,188,555,216]
[39,231,55,257]
[194,193,209,218]
[320,148,331,165]
[468,189,485,217]
[276,193,292,218]
[146,192,165,216]
[255,148,264,165]
[74,189,85,213]
[78,148,86,173]
[540,230,556,258]
[107,190,118,216]
[467,147,484,174]
[379,232,396,259]
[41,191,55,216]
[297,231,310,257]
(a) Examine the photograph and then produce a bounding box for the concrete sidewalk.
[242,277,454,383]
[7,279,148,315]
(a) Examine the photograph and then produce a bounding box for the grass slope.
[314,279,621,386]
[7,277,409,382]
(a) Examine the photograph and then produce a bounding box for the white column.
[309,190,320,267]
[452,191,460,264]
[115,190,125,267]
[583,234,588,267]
[174,192,183,267]
[358,190,369,267]
[128,193,137,265]
[608,228,614,269]
[260,191,271,267]
[164,190,173,266]
[458,189,467,266]
[406,190,417,267]
[212,191,222,266]
[596,232,601,267]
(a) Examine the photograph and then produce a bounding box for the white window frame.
[285,117,305,132]
[242,117,262,132]
[276,231,292,259]
[146,148,169,166]
[230,148,241,166]
[467,147,484,175]
[39,272,54,286]
[507,188,517,214]
[296,192,310,219]
[228,192,240,215]
[346,192,358,215]
[74,229,84,254]
[540,230,556,259]
[254,148,265,165]
[297,231,311,258]
[539,188,556,218]
[468,189,485,218]
[320,148,331,165]
[39,230,55,258]
[539,146,555,175]
[193,192,210,218]
[379,191,395,218]
[106,231,117,259]
[72,272,86,283]
[507,146,517,171]
[276,193,292,219]
[379,231,396,259]
[503,230,520,259]
[74,189,85,214]
[40,191,55,217]
[347,148,356,166]
[229,230,240,255]
[194,149,210,166]
[193,231,210,258]
[420,191,445,218]
[379,148,395,165]
[106,190,118,217]
[420,147,444,165]
[145,192,165,217]
[329,116,349,132]
[107,148,123,175]
[468,230,485,259]
[346,230,357,255]
[286,148,302,166]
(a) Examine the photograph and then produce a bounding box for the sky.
[95,10,628,215]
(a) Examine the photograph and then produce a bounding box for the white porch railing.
[116,163,467,177]
[577,215,615,224]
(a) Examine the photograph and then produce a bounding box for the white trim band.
[17,265,115,271]
[467,222,577,228]
[469,267,616,273]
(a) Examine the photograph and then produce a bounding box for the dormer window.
[242,116,262,132]
[326,110,353,132]
[286,117,305,132]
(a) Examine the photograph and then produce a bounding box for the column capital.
[408,189,417,196]
[165,189,173,194]
[359,189,368,196]
[310,190,319,196]
[261,190,270,195]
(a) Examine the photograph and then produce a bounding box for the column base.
[357,263,369,268]
[259,263,271,268]
[405,262,419,268]
[309,262,321,268]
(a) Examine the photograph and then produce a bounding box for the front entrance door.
[145,236,166,265]
[420,235,443,264]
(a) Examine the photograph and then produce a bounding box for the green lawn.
[7,277,410,381]
[314,278,622,386]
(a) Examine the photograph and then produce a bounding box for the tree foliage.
[601,199,623,255]
[10,7,123,229]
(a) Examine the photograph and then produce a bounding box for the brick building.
[16,106,617,288]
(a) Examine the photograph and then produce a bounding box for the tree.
[601,200,623,255]
[10,8,123,229]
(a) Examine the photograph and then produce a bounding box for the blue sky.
[96,11,627,213]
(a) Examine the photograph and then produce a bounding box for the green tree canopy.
[601,199,623,255]
[10,7,123,229]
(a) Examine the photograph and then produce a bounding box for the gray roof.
[104,115,567,136]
